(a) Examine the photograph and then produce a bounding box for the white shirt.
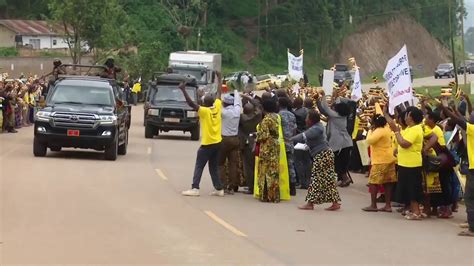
[221,90,241,136]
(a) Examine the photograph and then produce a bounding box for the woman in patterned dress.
[292,110,341,210]
[255,100,281,203]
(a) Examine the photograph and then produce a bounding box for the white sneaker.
[182,188,200,196]
[209,190,224,197]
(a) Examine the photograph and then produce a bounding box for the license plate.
[164,118,180,123]
[67,130,80,137]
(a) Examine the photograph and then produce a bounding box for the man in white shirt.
[218,90,241,194]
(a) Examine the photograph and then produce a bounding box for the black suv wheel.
[118,130,128,155]
[190,125,200,141]
[104,135,118,161]
[145,124,156,139]
[33,137,47,157]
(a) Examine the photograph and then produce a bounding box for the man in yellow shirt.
[180,72,225,197]
[438,100,474,236]
[131,80,141,106]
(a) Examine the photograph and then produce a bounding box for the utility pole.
[257,0,261,57]
[449,0,459,89]
[461,0,467,86]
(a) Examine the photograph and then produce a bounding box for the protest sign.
[351,69,362,101]
[288,52,303,81]
[383,45,413,114]
[322,70,334,95]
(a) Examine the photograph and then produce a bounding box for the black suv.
[144,73,199,140]
[34,65,130,160]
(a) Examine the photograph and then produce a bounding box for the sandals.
[458,230,474,237]
[378,207,393,213]
[405,213,422,220]
[298,204,314,210]
[325,204,341,211]
[362,206,378,212]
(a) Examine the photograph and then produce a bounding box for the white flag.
[351,69,362,101]
[383,45,413,114]
[288,52,303,81]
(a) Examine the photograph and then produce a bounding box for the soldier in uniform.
[102,57,122,80]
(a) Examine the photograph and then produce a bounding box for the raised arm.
[463,92,473,115]
[317,94,339,118]
[438,100,467,131]
[179,82,199,111]
[216,71,222,100]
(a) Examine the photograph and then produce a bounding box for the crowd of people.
[178,71,473,237]
[0,74,48,134]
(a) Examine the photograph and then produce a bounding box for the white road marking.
[147,147,152,155]
[204,210,247,237]
[155,169,168,180]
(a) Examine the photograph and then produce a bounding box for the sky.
[465,0,474,31]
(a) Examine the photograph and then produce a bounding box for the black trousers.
[192,143,223,190]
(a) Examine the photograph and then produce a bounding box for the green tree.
[465,27,474,54]
[49,0,129,64]
[160,0,207,50]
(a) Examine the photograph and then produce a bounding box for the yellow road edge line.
[204,210,247,237]
[155,169,168,180]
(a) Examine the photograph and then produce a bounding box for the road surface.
[362,73,474,91]
[0,106,473,265]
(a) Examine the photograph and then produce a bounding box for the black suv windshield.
[172,69,207,83]
[152,86,195,103]
[49,85,114,106]
[439,64,451,69]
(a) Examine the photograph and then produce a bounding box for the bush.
[0,47,18,57]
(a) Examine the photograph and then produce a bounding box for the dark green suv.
[144,74,200,140]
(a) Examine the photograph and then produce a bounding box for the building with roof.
[0,19,69,49]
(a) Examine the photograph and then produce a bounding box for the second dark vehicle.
[144,73,200,140]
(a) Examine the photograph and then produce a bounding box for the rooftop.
[0,19,66,36]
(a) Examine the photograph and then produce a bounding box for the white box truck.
[169,51,222,93]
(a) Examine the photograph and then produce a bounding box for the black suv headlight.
[148,109,159,116]
[99,115,117,125]
[36,111,52,122]
[186,111,197,118]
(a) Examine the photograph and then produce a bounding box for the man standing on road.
[218,90,241,194]
[180,73,225,197]
[239,96,262,194]
[131,79,141,106]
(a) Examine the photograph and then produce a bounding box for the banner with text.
[383,45,413,114]
[288,52,304,81]
[351,69,362,101]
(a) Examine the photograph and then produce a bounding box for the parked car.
[434,63,455,79]
[458,61,474,74]
[256,74,282,90]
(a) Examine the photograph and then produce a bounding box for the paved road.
[1,106,473,265]
[362,73,474,91]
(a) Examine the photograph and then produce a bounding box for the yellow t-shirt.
[466,123,474,169]
[198,99,222,145]
[366,126,396,165]
[423,124,444,144]
[132,83,141,93]
[398,124,424,167]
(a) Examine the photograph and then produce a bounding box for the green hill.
[0,0,462,80]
